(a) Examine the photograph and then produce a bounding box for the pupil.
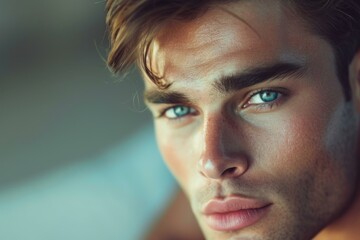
[175,106,187,116]
[260,91,278,102]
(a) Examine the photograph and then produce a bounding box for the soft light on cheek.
[253,112,327,177]
[155,126,194,188]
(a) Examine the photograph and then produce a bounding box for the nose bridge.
[202,114,224,157]
[198,112,249,180]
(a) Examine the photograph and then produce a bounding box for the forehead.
[145,0,322,90]
[155,1,284,47]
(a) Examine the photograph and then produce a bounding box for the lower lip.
[204,205,271,231]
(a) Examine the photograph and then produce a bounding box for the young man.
[106,0,360,239]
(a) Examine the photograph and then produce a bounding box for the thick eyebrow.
[144,90,191,105]
[215,62,304,93]
[144,62,305,104]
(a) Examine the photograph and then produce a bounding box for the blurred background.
[0,0,175,239]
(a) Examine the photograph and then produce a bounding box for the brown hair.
[106,0,360,97]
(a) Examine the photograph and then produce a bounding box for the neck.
[314,182,360,240]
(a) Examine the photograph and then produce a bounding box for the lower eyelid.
[240,91,287,111]
[160,105,197,120]
[253,101,279,111]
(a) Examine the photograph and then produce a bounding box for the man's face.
[145,1,359,239]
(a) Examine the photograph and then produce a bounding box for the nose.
[197,114,249,180]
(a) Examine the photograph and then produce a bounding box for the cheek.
[249,107,327,178]
[155,124,193,189]
[270,113,325,175]
[252,100,358,214]
[251,85,349,178]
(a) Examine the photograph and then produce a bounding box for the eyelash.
[242,88,286,111]
[157,88,287,120]
[157,105,197,120]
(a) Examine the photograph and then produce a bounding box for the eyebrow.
[144,62,304,104]
[144,91,191,104]
[214,62,304,93]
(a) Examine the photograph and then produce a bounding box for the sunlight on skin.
[144,1,360,239]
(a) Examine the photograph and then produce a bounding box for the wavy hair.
[106,0,360,97]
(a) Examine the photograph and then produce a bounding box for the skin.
[145,188,205,240]
[144,0,360,239]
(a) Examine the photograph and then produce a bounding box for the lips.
[202,196,272,231]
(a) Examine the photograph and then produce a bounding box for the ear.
[349,50,360,112]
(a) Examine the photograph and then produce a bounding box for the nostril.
[198,155,249,179]
[222,167,238,177]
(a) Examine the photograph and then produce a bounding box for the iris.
[260,91,278,103]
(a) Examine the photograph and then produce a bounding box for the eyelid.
[248,87,287,100]
[250,87,281,96]
[157,104,197,119]
[241,87,288,109]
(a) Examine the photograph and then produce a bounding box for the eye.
[163,105,196,119]
[247,90,281,105]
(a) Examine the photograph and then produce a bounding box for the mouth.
[202,196,272,231]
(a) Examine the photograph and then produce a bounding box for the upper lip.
[202,196,271,215]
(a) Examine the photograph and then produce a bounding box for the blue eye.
[164,106,195,119]
[248,90,280,105]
